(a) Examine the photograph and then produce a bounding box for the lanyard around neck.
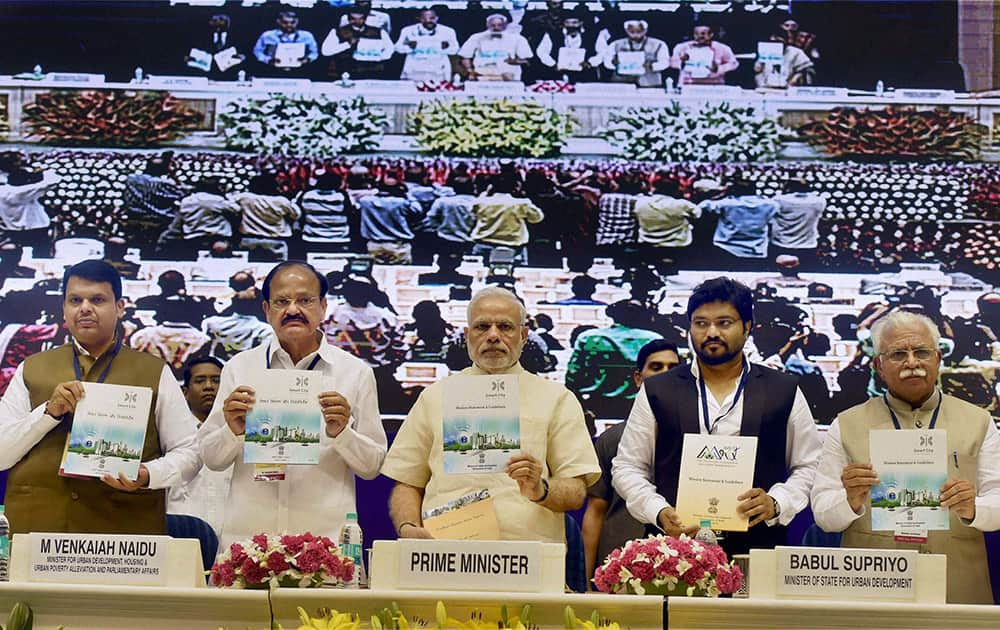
[72,335,123,384]
[698,357,749,434]
[883,390,942,430]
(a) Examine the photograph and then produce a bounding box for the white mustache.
[899,368,927,378]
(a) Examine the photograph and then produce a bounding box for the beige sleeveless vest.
[838,392,993,604]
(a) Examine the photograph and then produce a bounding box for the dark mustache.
[282,314,308,324]
[702,338,726,348]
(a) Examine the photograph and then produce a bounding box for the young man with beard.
[811,311,1000,604]
[612,277,821,556]
[197,261,386,550]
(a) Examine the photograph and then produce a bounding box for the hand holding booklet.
[422,489,501,540]
[59,382,153,480]
[674,434,758,531]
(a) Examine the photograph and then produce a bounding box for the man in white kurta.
[198,262,386,550]
[383,287,599,543]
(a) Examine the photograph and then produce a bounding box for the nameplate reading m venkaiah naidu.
[27,532,169,586]
[397,539,544,592]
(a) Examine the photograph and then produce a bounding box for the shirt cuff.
[645,497,671,529]
[143,459,171,490]
[968,499,996,530]
[328,420,357,451]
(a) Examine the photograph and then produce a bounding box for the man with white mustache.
[811,310,1000,604]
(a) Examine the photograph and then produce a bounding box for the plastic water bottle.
[32,64,43,79]
[0,505,10,581]
[694,519,717,546]
[665,77,675,94]
[134,66,145,83]
[875,80,884,96]
[237,69,247,83]
[339,513,365,588]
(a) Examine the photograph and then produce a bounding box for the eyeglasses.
[881,347,936,364]
[269,296,321,310]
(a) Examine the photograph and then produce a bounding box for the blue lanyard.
[265,345,323,371]
[72,335,123,384]
[883,390,942,430]
[698,358,749,434]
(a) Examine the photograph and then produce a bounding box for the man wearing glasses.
[613,277,821,557]
[811,311,1000,604]
[197,261,386,550]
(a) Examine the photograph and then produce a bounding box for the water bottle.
[665,77,675,94]
[237,69,247,83]
[694,519,718,546]
[32,64,43,79]
[339,513,365,588]
[134,66,145,83]
[875,80,884,96]
[452,72,463,86]
[0,505,10,581]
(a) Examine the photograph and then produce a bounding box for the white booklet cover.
[870,429,949,531]
[442,374,520,474]
[243,369,323,465]
[61,382,152,479]
[213,46,243,71]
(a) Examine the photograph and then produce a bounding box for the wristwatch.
[771,496,781,518]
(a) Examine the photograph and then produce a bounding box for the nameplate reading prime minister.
[27,533,169,586]
[675,434,758,531]
[397,539,542,592]
[775,546,918,601]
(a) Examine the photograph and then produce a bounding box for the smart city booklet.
[59,382,152,480]
[243,369,323,465]
[869,429,949,531]
[442,374,519,474]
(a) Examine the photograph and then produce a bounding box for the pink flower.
[252,534,269,551]
[280,534,305,555]
[296,548,325,574]
[715,564,744,594]
[630,559,655,582]
[240,557,268,585]
[229,543,248,565]
[210,560,237,587]
[267,551,290,573]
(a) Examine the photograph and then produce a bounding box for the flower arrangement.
[21,90,202,146]
[219,94,388,157]
[593,534,743,597]
[415,80,463,92]
[797,106,986,160]
[408,97,577,157]
[528,80,575,93]
[209,533,355,589]
[600,101,784,162]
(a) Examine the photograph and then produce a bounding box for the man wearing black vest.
[0,260,202,534]
[612,277,821,555]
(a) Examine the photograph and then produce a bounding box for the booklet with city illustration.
[59,382,152,480]
[869,429,949,531]
[243,369,322,465]
[442,374,519,474]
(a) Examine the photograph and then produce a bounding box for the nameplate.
[397,539,542,592]
[351,79,417,92]
[894,89,955,100]
[250,78,312,91]
[787,86,850,99]
[46,73,105,84]
[680,84,743,97]
[27,533,168,586]
[572,82,634,94]
[146,75,210,88]
[775,546,918,601]
[463,81,525,95]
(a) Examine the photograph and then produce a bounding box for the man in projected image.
[810,311,1000,604]
[197,261,386,549]
[613,277,821,556]
[0,259,201,534]
[383,286,599,543]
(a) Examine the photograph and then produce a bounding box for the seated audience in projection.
[811,311,1000,604]
[198,261,386,550]
[358,175,422,265]
[123,152,186,257]
[383,286,600,542]
[0,260,202,534]
[232,173,301,262]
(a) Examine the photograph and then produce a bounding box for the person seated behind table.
[0,259,202,534]
[382,286,600,542]
[582,339,681,585]
[810,311,1000,605]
